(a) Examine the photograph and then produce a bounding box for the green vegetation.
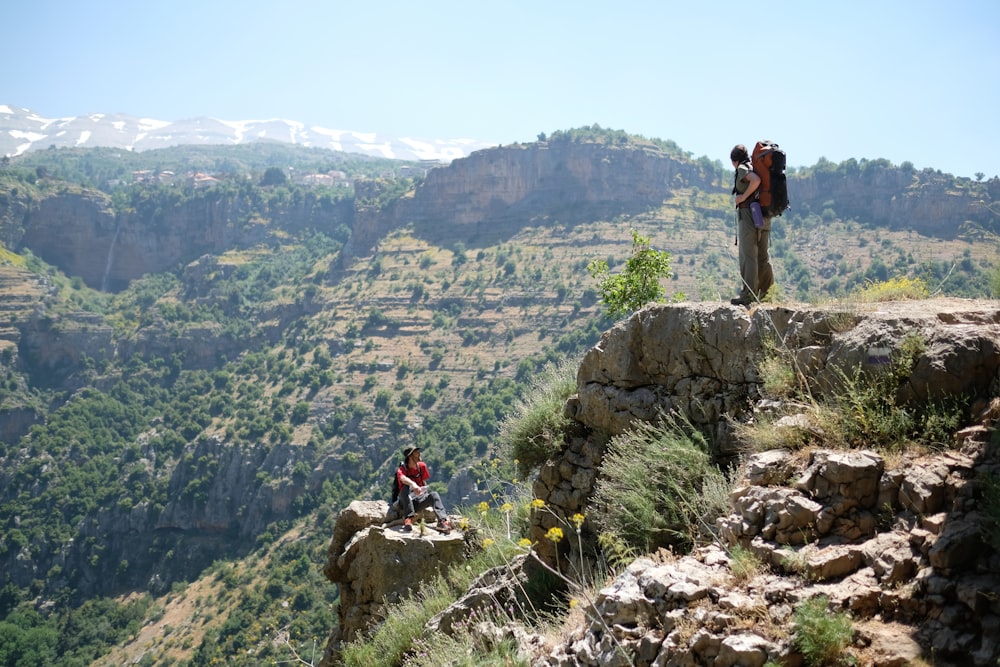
[0,140,997,666]
[758,345,801,399]
[590,415,730,554]
[749,305,966,455]
[792,595,855,666]
[728,544,765,583]
[0,595,153,667]
[496,360,578,478]
[8,142,416,191]
[340,550,531,667]
[587,229,677,319]
[854,275,930,302]
[816,333,963,452]
[990,262,1000,297]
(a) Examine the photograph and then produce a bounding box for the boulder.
[320,500,465,661]
[796,449,884,510]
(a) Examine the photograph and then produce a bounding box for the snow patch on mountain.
[0,105,494,162]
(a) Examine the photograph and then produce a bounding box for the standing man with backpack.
[395,445,452,533]
[730,144,774,306]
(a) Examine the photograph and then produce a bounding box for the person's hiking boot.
[436,519,452,534]
[403,517,413,532]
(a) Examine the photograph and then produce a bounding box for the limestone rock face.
[18,309,115,389]
[392,140,717,245]
[14,187,351,291]
[539,435,999,666]
[320,500,465,665]
[545,299,999,564]
[157,436,320,538]
[575,302,760,457]
[19,190,118,288]
[790,164,994,239]
[575,299,1000,458]
[529,299,1000,665]
[4,433,335,598]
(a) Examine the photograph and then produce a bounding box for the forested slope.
[0,129,997,665]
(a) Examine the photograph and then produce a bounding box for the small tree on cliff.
[260,166,288,187]
[588,229,675,319]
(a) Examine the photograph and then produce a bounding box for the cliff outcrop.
[792,164,997,238]
[390,140,718,247]
[11,186,352,291]
[1,433,335,600]
[5,142,996,293]
[375,141,997,252]
[542,437,998,666]
[320,501,467,663]
[570,299,1000,460]
[325,299,1000,665]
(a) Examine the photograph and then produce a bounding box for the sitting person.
[396,445,452,533]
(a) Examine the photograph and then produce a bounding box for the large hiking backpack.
[391,464,401,503]
[752,140,789,218]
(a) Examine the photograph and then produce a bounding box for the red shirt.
[397,461,430,488]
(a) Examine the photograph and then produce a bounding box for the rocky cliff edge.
[322,298,1000,666]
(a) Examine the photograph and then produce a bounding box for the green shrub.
[793,595,854,666]
[729,545,764,582]
[854,275,929,302]
[339,586,456,667]
[819,365,916,449]
[496,360,577,478]
[758,348,800,399]
[818,358,964,452]
[405,614,529,667]
[989,262,1000,298]
[803,332,961,451]
[591,414,727,554]
[587,229,674,319]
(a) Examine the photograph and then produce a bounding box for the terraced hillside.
[0,134,997,666]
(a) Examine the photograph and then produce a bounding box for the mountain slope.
[0,132,997,665]
[0,104,494,162]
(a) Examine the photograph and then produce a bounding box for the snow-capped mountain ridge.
[0,104,494,162]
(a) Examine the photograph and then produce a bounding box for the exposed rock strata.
[573,299,1000,457]
[320,501,465,665]
[541,434,999,666]
[325,299,1000,665]
[13,187,351,290]
[2,433,333,599]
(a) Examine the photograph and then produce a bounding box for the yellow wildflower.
[530,498,546,510]
[518,538,532,549]
[482,538,495,548]
[545,526,564,543]
[500,502,514,514]
[477,501,489,515]
[569,598,579,609]
[572,513,585,530]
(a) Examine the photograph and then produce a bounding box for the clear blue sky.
[6,0,999,178]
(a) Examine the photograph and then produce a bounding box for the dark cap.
[402,445,421,459]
